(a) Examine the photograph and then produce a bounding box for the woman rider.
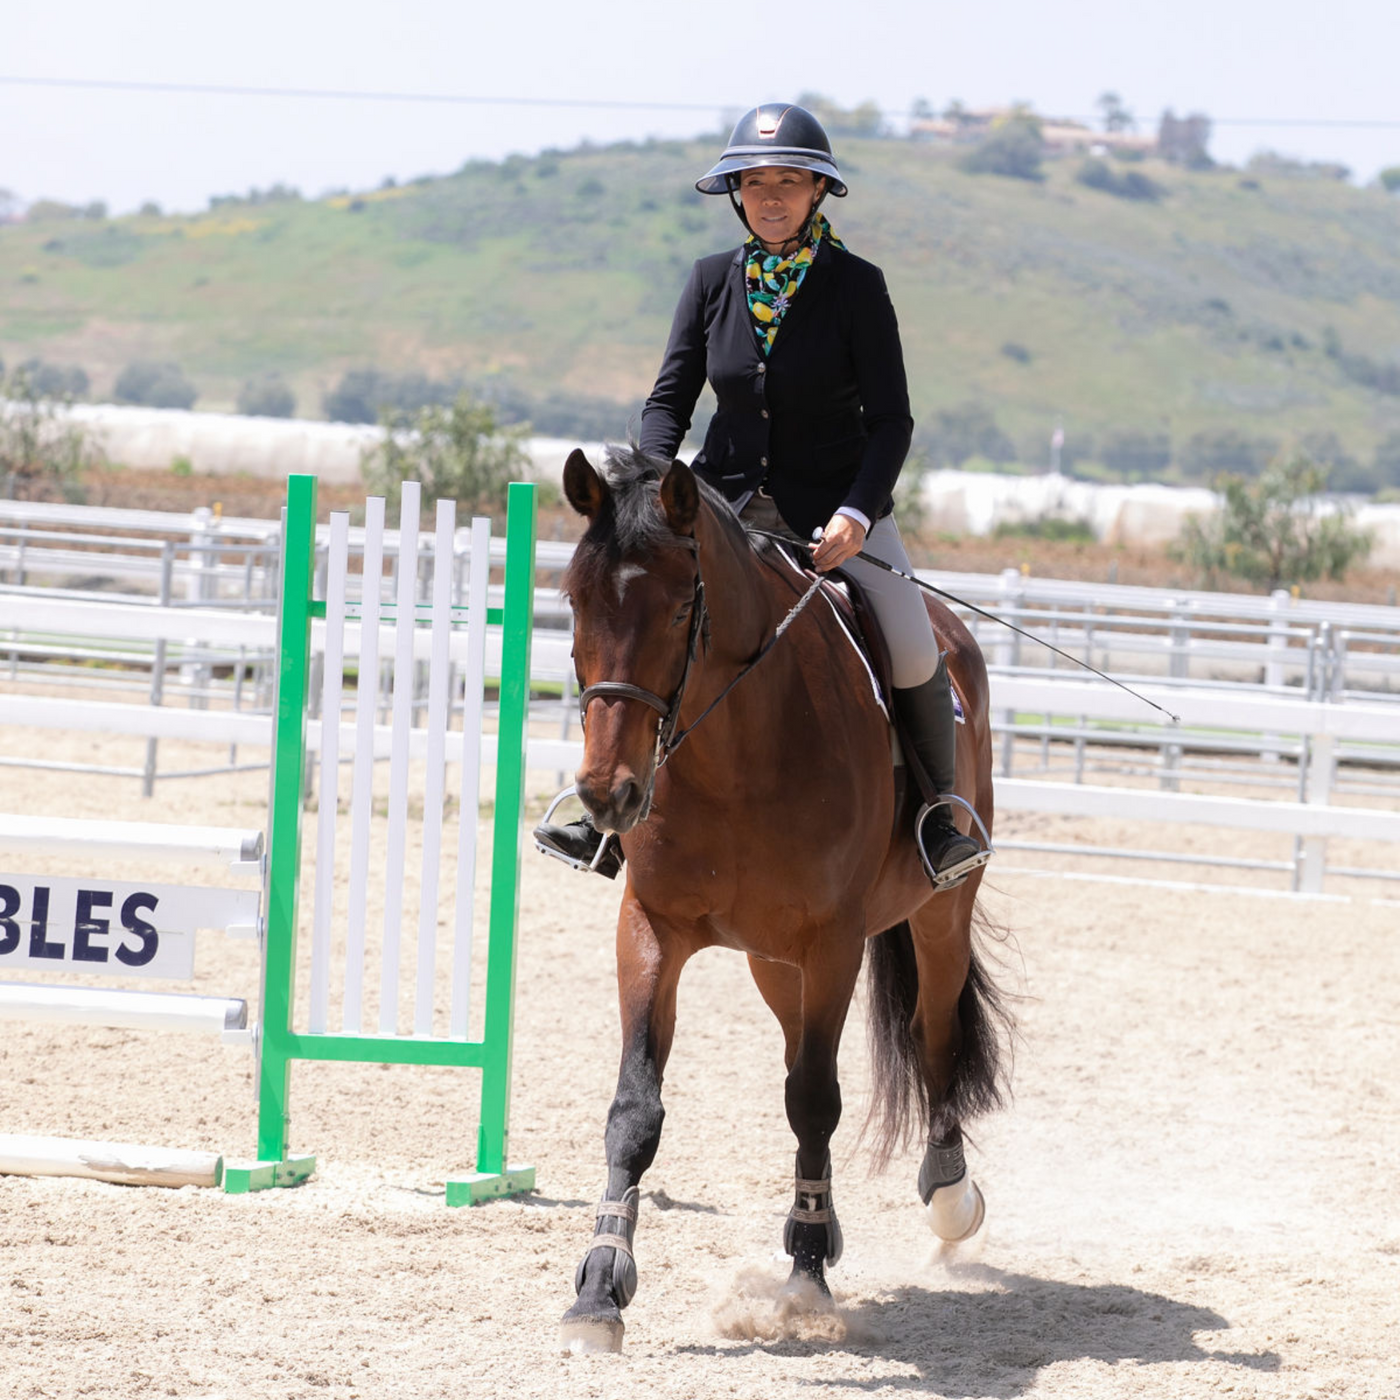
[536,103,987,887]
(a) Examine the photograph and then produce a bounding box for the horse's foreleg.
[779,942,864,1295]
[561,899,689,1354]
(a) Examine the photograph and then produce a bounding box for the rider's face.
[738,167,825,251]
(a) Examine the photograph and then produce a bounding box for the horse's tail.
[863,902,1015,1171]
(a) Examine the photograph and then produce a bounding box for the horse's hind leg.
[751,943,864,1296]
[561,899,692,1354]
[908,886,1002,1243]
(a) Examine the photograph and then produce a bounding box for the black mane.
[564,443,748,599]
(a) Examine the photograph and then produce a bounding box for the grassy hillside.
[4,136,1400,482]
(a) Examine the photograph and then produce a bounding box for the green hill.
[4,135,1400,486]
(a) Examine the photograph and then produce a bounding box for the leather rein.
[576,531,824,776]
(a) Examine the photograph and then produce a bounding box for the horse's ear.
[563,449,607,519]
[659,460,700,535]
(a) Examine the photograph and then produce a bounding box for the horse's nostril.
[611,778,640,813]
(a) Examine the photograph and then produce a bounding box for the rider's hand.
[811,513,867,572]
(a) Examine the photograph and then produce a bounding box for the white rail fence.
[3,500,1398,894]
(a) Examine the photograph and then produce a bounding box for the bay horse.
[558,445,1010,1353]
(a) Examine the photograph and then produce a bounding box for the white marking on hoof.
[560,1316,624,1355]
[926,1176,985,1243]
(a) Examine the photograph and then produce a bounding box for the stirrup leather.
[915,794,994,891]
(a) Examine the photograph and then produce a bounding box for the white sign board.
[0,875,259,981]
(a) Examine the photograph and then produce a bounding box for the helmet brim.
[695,151,847,197]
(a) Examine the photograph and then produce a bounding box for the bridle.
[576,537,710,777]
[574,531,825,809]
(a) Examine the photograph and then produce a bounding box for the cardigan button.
[757,363,767,373]
[761,409,769,419]
[760,456,768,467]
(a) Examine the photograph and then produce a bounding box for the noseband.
[576,537,710,768]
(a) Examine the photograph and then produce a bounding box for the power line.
[0,74,1397,130]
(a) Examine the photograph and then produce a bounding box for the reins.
[576,529,827,769]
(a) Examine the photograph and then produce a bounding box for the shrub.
[1182,427,1278,479]
[0,367,103,501]
[959,115,1044,182]
[236,374,296,419]
[114,359,198,410]
[324,367,456,424]
[1101,428,1171,478]
[16,358,89,399]
[1000,342,1032,364]
[1374,430,1400,487]
[1174,457,1374,592]
[361,391,532,515]
[1075,158,1163,202]
[918,403,1017,467]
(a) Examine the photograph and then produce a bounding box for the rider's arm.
[639,261,709,461]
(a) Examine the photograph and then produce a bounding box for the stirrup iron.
[915,793,994,891]
[533,786,621,875]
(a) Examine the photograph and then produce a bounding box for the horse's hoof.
[560,1313,625,1355]
[926,1177,985,1243]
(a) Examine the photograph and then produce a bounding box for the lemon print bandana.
[744,214,846,355]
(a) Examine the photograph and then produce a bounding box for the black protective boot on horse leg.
[918,1126,986,1242]
[783,1154,843,1290]
[893,662,991,890]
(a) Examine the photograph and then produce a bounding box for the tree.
[114,359,198,410]
[324,367,457,424]
[959,111,1045,181]
[236,373,296,419]
[361,391,532,514]
[1372,430,1400,487]
[1175,457,1374,592]
[1101,428,1171,478]
[1076,158,1163,202]
[920,402,1017,467]
[18,358,89,398]
[1375,167,1400,193]
[1157,110,1214,168]
[1096,91,1135,134]
[1182,427,1278,479]
[0,366,103,501]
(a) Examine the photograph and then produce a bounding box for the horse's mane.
[564,443,750,599]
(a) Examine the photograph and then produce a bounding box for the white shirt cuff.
[835,506,871,533]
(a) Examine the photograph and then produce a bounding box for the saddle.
[758,536,949,814]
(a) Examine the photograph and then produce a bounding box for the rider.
[536,102,986,888]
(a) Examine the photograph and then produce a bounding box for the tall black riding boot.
[893,663,988,889]
[533,810,624,879]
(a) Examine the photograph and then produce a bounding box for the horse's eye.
[671,603,692,627]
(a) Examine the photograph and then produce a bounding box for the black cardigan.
[638,241,914,539]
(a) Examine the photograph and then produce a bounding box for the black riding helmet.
[697,104,846,245]
[696,104,848,196]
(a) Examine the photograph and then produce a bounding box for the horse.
[556,445,1011,1353]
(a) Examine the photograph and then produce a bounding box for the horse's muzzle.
[575,770,652,834]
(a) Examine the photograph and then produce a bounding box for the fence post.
[1296,732,1336,894]
[997,568,1022,777]
[453,480,538,1202]
[250,475,317,1179]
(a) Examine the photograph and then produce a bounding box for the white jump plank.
[0,814,261,868]
[0,982,246,1034]
[310,512,349,1034]
[451,517,491,1038]
[414,500,455,1036]
[0,1134,222,1189]
[343,496,385,1033]
[379,483,420,1035]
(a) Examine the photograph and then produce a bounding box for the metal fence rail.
[4,499,1399,894]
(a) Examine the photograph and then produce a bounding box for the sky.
[5,0,1398,215]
